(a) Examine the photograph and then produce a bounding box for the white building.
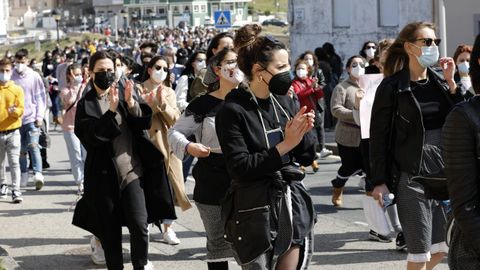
[288,0,434,61]
[0,0,8,37]
[445,0,480,56]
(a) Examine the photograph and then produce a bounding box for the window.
[378,0,399,27]
[238,9,243,16]
[333,0,350,28]
[158,8,166,15]
[184,6,190,13]
[201,5,206,13]
[212,4,219,12]
[173,6,179,13]
[222,3,234,11]
[237,3,244,8]
[193,5,199,13]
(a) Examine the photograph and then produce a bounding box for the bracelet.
[185,142,192,154]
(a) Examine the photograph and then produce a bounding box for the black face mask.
[94,71,116,90]
[263,70,292,95]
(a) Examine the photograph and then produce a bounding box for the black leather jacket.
[369,68,464,187]
[444,96,480,255]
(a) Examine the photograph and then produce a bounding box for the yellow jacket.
[0,80,24,131]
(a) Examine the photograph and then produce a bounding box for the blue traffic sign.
[214,10,231,29]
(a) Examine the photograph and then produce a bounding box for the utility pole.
[437,0,447,57]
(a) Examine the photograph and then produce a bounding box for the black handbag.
[412,144,448,200]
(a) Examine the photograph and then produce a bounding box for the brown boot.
[311,160,319,172]
[332,187,344,207]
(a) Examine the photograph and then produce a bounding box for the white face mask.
[47,64,54,70]
[365,48,376,59]
[152,68,168,83]
[15,63,27,74]
[220,64,244,85]
[0,72,11,82]
[306,59,314,67]
[296,69,308,79]
[74,75,83,84]
[115,67,124,81]
[195,60,206,70]
[351,65,365,78]
[457,61,470,74]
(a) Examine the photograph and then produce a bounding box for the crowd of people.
[1,21,480,270]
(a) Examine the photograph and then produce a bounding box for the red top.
[292,77,324,113]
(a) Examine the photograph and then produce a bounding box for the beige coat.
[330,78,362,147]
[139,82,192,211]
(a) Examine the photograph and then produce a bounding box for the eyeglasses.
[415,38,441,47]
[351,62,365,68]
[153,65,168,72]
[366,46,376,49]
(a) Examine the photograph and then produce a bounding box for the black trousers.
[332,143,364,188]
[101,179,149,270]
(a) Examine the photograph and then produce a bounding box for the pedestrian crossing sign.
[214,10,231,29]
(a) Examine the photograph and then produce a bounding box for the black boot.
[207,261,228,270]
[41,148,50,169]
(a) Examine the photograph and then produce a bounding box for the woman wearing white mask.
[330,55,366,207]
[60,63,86,194]
[175,50,207,112]
[168,48,241,270]
[453,44,474,98]
[292,59,323,172]
[369,22,464,270]
[360,41,378,66]
[139,55,192,245]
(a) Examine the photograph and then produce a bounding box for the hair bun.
[235,24,263,50]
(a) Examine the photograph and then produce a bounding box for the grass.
[249,0,289,13]
[0,258,5,270]
[0,33,104,62]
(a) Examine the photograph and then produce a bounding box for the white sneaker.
[144,261,155,270]
[0,184,8,198]
[319,148,333,159]
[20,173,29,187]
[90,236,106,265]
[34,172,44,190]
[163,229,180,245]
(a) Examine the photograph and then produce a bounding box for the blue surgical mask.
[457,62,469,74]
[415,45,439,68]
[0,72,11,82]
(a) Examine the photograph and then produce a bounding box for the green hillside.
[249,0,289,13]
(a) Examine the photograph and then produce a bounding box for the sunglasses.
[415,38,441,47]
[366,46,376,49]
[153,65,168,72]
[351,62,365,68]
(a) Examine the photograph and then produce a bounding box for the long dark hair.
[384,21,436,77]
[181,50,206,77]
[66,63,81,84]
[144,55,172,88]
[206,32,234,60]
[470,34,480,94]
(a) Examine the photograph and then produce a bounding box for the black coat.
[444,96,480,255]
[369,68,464,187]
[72,84,176,240]
[216,86,316,184]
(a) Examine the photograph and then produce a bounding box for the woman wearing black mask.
[73,51,176,270]
[216,24,317,270]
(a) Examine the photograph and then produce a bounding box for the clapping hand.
[108,85,119,112]
[124,80,135,108]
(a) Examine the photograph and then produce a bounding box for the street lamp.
[52,9,61,43]
[120,9,128,36]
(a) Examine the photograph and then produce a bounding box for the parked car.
[261,18,288,27]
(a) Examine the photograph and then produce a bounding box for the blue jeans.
[20,122,42,174]
[63,131,86,183]
[0,130,21,192]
